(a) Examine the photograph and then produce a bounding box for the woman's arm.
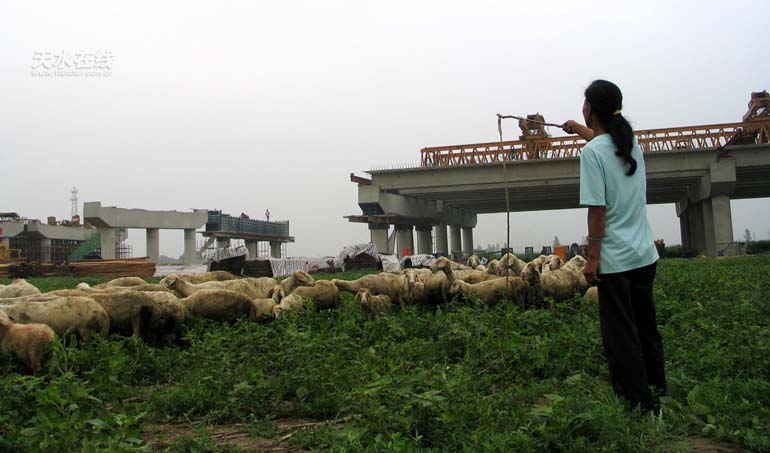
[562,120,595,141]
[585,205,606,284]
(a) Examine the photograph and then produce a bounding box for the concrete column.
[216,237,231,249]
[369,223,390,254]
[146,228,160,263]
[416,225,433,255]
[461,227,474,257]
[245,239,258,259]
[270,241,282,258]
[449,225,462,258]
[434,224,448,255]
[701,198,715,256]
[395,225,414,258]
[710,195,735,255]
[98,227,116,260]
[183,229,196,265]
[40,238,52,263]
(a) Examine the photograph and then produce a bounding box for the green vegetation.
[1,257,769,451]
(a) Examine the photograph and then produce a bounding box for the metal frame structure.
[420,120,770,167]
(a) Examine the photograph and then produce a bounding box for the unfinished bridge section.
[348,92,770,257]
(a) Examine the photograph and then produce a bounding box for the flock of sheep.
[0,253,596,374]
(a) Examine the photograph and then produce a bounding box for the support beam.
[416,225,433,255]
[449,225,462,259]
[98,227,116,260]
[183,229,196,265]
[434,224,448,255]
[369,223,390,254]
[245,239,258,259]
[216,237,231,249]
[710,195,735,255]
[146,228,160,263]
[395,225,414,258]
[270,241,282,259]
[461,227,474,258]
[677,158,737,256]
[40,238,52,263]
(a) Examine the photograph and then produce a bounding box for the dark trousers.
[598,261,666,408]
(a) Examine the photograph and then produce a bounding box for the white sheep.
[162,274,278,299]
[0,279,42,299]
[272,293,306,318]
[332,273,412,307]
[355,288,393,320]
[93,276,147,289]
[0,296,110,340]
[0,310,56,374]
[180,289,255,323]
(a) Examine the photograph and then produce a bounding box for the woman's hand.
[562,120,579,134]
[583,259,601,285]
[562,120,595,141]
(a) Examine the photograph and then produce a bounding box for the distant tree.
[553,236,561,247]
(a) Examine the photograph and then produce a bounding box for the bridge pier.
[146,228,160,263]
[98,227,116,260]
[461,227,474,258]
[183,229,197,265]
[245,239,258,259]
[434,224,448,255]
[676,159,736,256]
[270,241,282,258]
[395,225,414,258]
[369,223,390,255]
[449,225,462,259]
[416,225,433,255]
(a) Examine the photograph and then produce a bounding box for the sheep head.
[431,257,454,274]
[289,270,315,288]
[448,279,467,296]
[161,274,179,289]
[354,288,371,304]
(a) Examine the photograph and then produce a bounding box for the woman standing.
[563,80,666,412]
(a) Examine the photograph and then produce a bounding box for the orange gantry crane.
[421,91,770,167]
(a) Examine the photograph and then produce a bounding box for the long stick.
[497,114,563,128]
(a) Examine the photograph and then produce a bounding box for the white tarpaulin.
[379,254,401,273]
[400,254,435,268]
[269,258,309,277]
[334,243,380,271]
[307,257,336,273]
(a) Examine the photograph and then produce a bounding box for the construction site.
[347,91,770,259]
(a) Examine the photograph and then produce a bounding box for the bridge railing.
[420,120,770,167]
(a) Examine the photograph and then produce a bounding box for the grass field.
[1,257,769,451]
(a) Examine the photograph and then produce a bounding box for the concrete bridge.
[347,119,770,257]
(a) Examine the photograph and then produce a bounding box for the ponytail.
[607,113,636,176]
[584,80,637,176]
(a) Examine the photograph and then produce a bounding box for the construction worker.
[265,209,271,222]
[563,80,665,414]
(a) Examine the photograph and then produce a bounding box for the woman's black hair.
[584,80,637,176]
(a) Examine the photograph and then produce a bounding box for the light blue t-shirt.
[579,134,659,274]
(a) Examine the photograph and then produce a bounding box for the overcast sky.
[2,0,768,258]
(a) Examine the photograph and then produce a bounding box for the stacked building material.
[242,259,273,277]
[69,258,156,279]
[0,259,27,278]
[8,262,72,279]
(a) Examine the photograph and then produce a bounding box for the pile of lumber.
[8,262,72,279]
[0,258,156,279]
[70,258,156,279]
[0,259,27,278]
